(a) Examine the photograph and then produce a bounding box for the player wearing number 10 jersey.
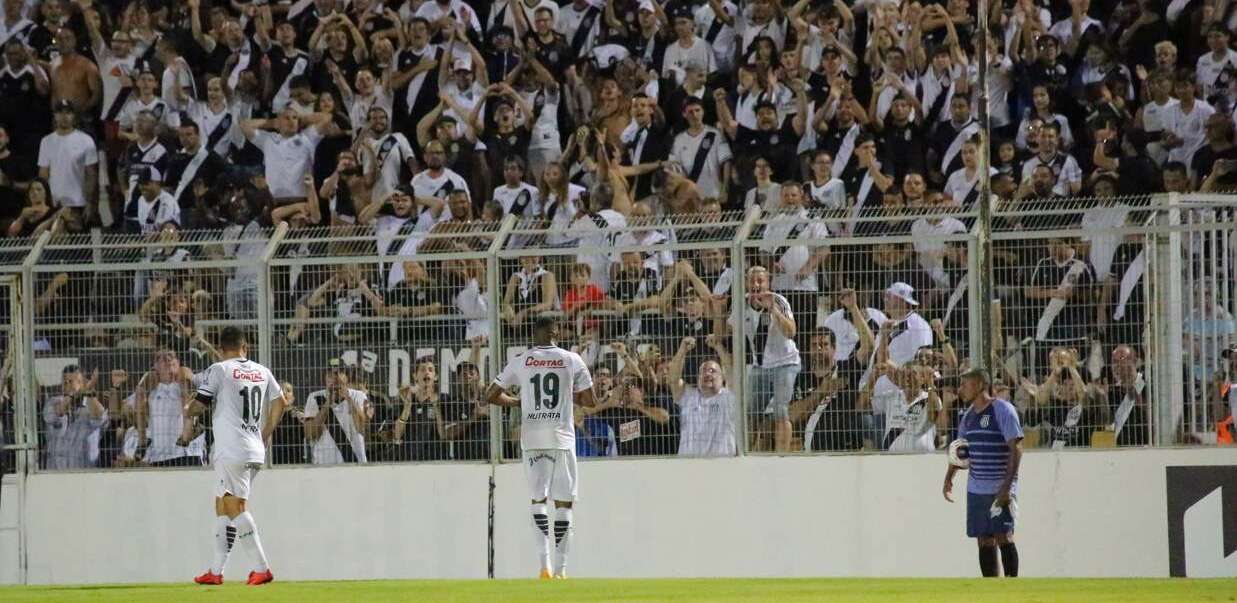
[180,327,288,587]
[486,316,597,580]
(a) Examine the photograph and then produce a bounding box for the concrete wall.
[4,448,1234,584]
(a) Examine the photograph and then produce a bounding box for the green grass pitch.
[0,578,1232,602]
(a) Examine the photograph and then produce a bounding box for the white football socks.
[232,511,270,573]
[553,507,573,576]
[531,503,551,572]
[210,515,235,575]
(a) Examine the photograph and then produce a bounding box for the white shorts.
[524,448,578,502]
[214,461,261,500]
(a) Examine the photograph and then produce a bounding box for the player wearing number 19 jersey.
[486,316,596,580]
[182,327,287,587]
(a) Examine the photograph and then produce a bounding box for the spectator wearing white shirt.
[437,43,488,130]
[410,139,470,232]
[1196,25,1237,106]
[664,8,715,85]
[762,184,828,329]
[241,108,331,202]
[135,349,205,466]
[493,155,541,222]
[303,362,371,464]
[415,0,482,38]
[670,335,737,457]
[121,167,180,235]
[359,106,416,204]
[183,77,250,161]
[516,56,564,180]
[671,96,732,200]
[557,0,602,59]
[336,67,393,137]
[861,282,933,449]
[1134,69,1179,167]
[1046,0,1103,53]
[1019,122,1082,196]
[117,67,175,139]
[738,265,800,452]
[42,365,107,470]
[695,0,738,75]
[943,137,999,208]
[1162,70,1215,169]
[82,17,135,129]
[37,101,98,216]
[155,36,195,115]
[909,195,968,291]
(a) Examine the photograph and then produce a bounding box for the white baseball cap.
[638,0,656,12]
[885,282,918,306]
[452,57,472,72]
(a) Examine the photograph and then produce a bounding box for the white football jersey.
[494,345,593,451]
[196,358,283,464]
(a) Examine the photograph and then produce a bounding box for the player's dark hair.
[533,315,557,340]
[219,326,247,350]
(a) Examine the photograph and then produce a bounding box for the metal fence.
[1,194,1234,474]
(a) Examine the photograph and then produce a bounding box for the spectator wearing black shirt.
[838,133,895,230]
[391,355,447,461]
[0,41,50,162]
[723,98,798,190]
[1090,120,1162,197]
[381,260,450,341]
[515,6,574,81]
[390,18,444,134]
[309,16,367,100]
[439,361,491,460]
[164,121,226,212]
[871,88,928,183]
[477,85,533,190]
[484,26,522,85]
[1025,238,1096,374]
[802,289,873,451]
[1105,345,1149,446]
[621,92,670,201]
[1025,347,1109,448]
[1190,113,1237,189]
[1014,32,1070,112]
[589,373,672,456]
[927,95,979,186]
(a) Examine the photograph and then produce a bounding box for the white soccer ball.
[947,438,970,469]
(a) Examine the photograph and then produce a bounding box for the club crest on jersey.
[980,415,990,428]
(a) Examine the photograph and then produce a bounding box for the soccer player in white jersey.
[485,316,597,579]
[181,327,288,586]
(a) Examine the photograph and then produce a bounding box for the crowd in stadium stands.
[0,0,1234,471]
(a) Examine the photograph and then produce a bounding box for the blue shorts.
[967,491,1016,538]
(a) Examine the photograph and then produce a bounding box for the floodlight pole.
[976,0,995,374]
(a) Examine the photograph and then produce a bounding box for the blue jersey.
[958,398,1023,495]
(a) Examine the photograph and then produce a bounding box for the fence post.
[731,206,762,455]
[487,216,516,465]
[257,222,290,367]
[1153,193,1184,445]
[16,231,50,584]
[966,230,983,369]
